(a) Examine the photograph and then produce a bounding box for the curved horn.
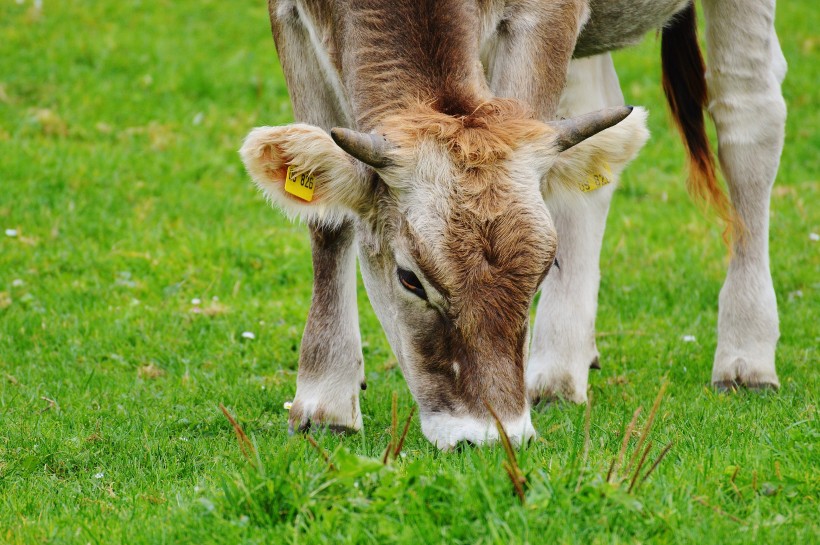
[330,128,393,169]
[549,106,634,152]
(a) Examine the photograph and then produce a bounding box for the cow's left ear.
[542,107,649,195]
[240,124,372,225]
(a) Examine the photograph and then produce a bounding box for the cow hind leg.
[271,5,365,432]
[703,0,784,389]
[527,54,626,404]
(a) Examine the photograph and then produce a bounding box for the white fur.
[543,106,649,197]
[291,376,364,431]
[239,124,367,227]
[528,54,643,403]
[421,409,536,451]
[703,0,784,387]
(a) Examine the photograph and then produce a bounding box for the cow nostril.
[453,439,477,452]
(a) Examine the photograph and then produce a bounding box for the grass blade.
[624,380,668,476]
[219,403,256,466]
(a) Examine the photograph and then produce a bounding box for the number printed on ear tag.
[579,161,613,193]
[284,165,316,202]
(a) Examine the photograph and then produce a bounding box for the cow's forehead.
[404,180,555,329]
[380,98,549,170]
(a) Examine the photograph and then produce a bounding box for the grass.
[0,0,817,543]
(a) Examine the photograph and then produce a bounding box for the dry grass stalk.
[693,496,743,524]
[635,441,674,491]
[627,440,654,493]
[381,441,393,465]
[607,407,642,483]
[39,396,58,413]
[624,380,668,476]
[382,392,399,464]
[728,465,743,499]
[305,434,335,471]
[393,406,416,459]
[484,400,526,504]
[575,391,593,492]
[219,403,256,465]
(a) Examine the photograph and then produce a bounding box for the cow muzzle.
[419,409,536,451]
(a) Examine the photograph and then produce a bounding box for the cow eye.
[397,268,427,300]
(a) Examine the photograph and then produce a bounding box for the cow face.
[241,100,647,449]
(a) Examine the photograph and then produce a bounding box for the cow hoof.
[712,357,780,392]
[286,396,362,436]
[288,419,359,436]
[526,371,588,407]
[589,355,601,370]
[712,379,779,393]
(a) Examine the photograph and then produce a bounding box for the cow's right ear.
[240,124,372,225]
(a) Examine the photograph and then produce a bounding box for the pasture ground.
[0,1,817,543]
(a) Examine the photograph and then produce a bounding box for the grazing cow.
[241,0,785,449]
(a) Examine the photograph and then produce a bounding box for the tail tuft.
[661,2,741,243]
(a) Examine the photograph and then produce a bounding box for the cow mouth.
[419,409,536,451]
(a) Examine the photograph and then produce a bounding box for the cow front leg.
[289,221,365,433]
[527,54,625,404]
[703,0,785,389]
[484,0,589,119]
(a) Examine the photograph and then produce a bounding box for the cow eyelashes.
[397,268,427,300]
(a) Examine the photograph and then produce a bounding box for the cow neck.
[338,0,494,132]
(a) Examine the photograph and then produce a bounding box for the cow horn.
[330,128,393,169]
[549,106,634,152]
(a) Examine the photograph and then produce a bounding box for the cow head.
[241,100,647,449]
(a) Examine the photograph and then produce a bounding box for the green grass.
[0,1,817,543]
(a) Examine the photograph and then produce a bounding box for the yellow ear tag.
[579,161,613,193]
[284,165,316,202]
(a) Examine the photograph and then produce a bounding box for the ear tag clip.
[579,161,613,193]
[284,165,316,202]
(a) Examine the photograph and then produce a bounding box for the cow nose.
[420,410,537,451]
[453,439,477,452]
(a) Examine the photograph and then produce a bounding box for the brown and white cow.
[241,0,785,449]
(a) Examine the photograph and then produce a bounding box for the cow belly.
[573,0,690,57]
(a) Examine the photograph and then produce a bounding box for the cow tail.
[661,2,740,243]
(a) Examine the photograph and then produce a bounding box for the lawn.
[0,1,817,543]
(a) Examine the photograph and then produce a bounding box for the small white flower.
[212,296,219,301]
[11,279,23,287]
[788,290,803,302]
[191,298,201,305]
[241,331,255,340]
[810,233,819,242]
[283,401,293,411]
[192,112,204,126]
[682,335,696,343]
[94,472,104,479]
[5,229,17,237]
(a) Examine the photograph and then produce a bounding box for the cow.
[240,0,786,449]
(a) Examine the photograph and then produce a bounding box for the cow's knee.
[703,4,784,390]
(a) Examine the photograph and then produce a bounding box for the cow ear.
[240,124,372,225]
[542,107,649,195]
